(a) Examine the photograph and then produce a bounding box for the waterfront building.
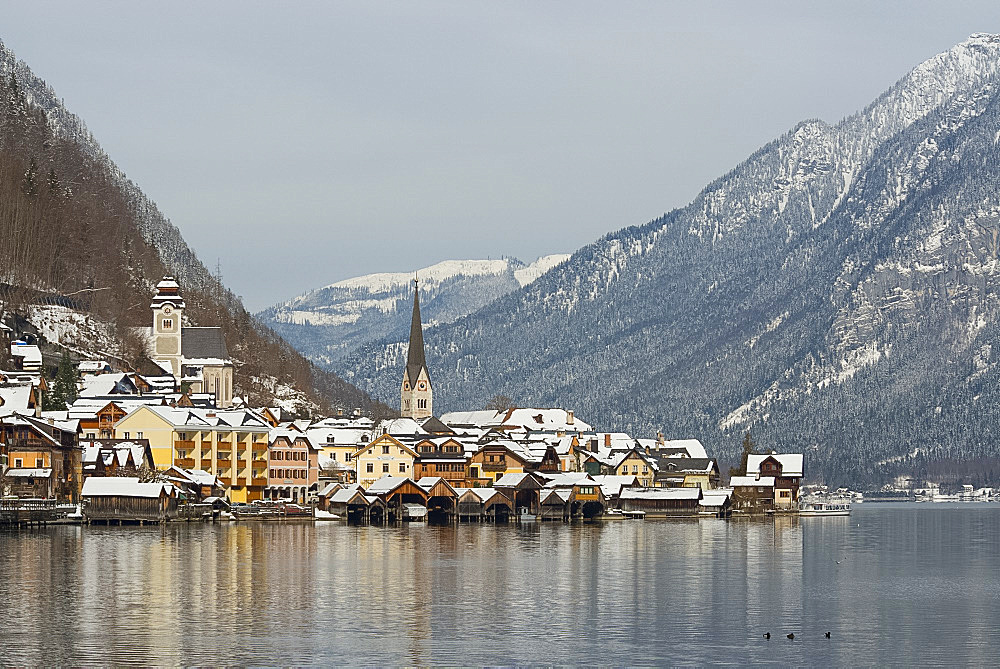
[0,413,80,501]
[353,434,418,488]
[619,487,702,516]
[746,453,803,510]
[654,458,720,490]
[81,439,155,478]
[112,405,270,502]
[412,436,469,485]
[467,439,529,486]
[267,428,319,503]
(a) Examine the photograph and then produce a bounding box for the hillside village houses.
[2,275,805,521]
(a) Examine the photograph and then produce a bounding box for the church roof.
[405,281,429,384]
[181,327,229,361]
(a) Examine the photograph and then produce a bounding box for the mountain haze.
[338,34,1000,485]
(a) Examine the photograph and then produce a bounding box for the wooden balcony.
[251,478,268,487]
[200,459,213,469]
[174,440,196,449]
[175,457,195,468]
[216,458,232,468]
[217,477,232,486]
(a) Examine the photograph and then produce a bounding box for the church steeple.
[401,278,432,419]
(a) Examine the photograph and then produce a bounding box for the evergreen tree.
[46,351,77,410]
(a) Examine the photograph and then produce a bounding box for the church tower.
[151,276,185,377]
[401,279,432,419]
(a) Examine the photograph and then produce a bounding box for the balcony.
[200,459,213,469]
[174,440,196,450]
[175,458,195,468]
[217,477,232,486]
[216,458,232,468]
[251,478,268,487]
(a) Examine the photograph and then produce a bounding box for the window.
[417,398,427,409]
[382,463,390,473]
[382,445,390,455]
[270,469,275,478]
[632,465,638,473]
[36,458,44,468]
[14,458,22,468]
[366,463,374,473]
[398,463,406,473]
[330,453,337,461]
[137,432,143,439]
[275,451,282,461]
[642,466,648,474]
[162,318,173,330]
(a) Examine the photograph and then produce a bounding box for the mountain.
[337,34,1000,486]
[0,39,376,415]
[257,255,569,365]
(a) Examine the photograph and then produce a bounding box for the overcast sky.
[3,2,1000,310]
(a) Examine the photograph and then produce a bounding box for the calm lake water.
[1,504,998,666]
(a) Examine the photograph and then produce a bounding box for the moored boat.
[798,498,851,516]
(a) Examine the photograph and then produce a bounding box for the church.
[148,277,234,408]
[400,279,433,419]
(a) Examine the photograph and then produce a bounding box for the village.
[1,277,806,526]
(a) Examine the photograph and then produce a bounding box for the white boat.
[798,498,851,516]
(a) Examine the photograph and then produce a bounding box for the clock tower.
[400,279,432,419]
[151,276,185,377]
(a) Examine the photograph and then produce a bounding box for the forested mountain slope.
[258,255,569,365]
[0,39,375,414]
[339,34,1000,485]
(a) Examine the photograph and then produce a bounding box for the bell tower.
[401,279,432,419]
[151,276,185,377]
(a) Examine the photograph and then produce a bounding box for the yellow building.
[353,434,417,488]
[614,448,657,488]
[113,405,271,502]
[467,440,528,486]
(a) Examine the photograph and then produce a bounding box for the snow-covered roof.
[365,476,413,495]
[378,417,427,435]
[730,475,775,487]
[5,468,52,478]
[81,477,173,498]
[9,343,42,365]
[746,454,803,478]
[590,475,639,497]
[700,490,732,507]
[441,408,592,432]
[661,439,708,459]
[0,385,32,411]
[538,472,595,488]
[620,488,702,501]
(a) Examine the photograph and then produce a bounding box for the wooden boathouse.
[80,477,178,524]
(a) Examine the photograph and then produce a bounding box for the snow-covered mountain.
[257,255,569,364]
[338,34,1000,485]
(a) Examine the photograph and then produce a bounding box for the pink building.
[266,431,319,503]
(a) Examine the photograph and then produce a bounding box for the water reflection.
[1,506,998,665]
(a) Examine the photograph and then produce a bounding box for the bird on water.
[763,632,770,639]
[825,632,831,638]
[787,633,795,640]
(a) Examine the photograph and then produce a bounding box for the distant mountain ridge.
[335,33,1000,485]
[257,255,569,365]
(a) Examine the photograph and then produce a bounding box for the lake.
[1,504,998,665]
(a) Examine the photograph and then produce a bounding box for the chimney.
[567,410,574,426]
[604,434,611,448]
[657,432,664,446]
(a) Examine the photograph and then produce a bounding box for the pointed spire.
[406,278,429,383]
